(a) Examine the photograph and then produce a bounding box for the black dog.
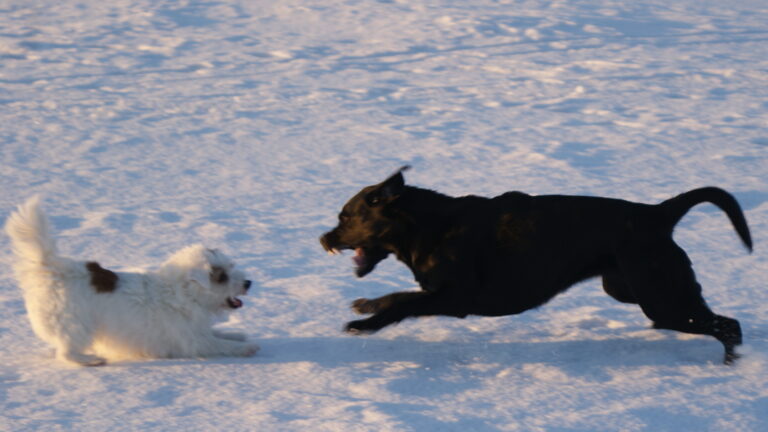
[320,166,753,364]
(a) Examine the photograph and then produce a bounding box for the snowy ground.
[1,0,767,430]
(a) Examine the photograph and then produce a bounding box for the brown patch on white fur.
[86,262,118,293]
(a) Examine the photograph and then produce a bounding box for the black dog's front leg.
[346,291,466,334]
[351,292,424,315]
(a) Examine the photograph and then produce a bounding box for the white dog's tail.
[5,196,60,266]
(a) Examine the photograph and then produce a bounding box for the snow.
[1,0,767,430]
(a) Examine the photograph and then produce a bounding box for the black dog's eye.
[339,212,350,223]
[365,193,382,206]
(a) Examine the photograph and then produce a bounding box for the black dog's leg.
[346,291,466,334]
[712,315,743,364]
[351,292,425,315]
[601,268,637,304]
[618,240,742,364]
[653,314,742,364]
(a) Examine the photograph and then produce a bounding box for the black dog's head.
[320,166,410,277]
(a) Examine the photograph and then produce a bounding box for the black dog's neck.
[386,186,457,265]
[400,186,453,210]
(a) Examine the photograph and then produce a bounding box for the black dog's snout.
[244,280,252,290]
[319,233,333,251]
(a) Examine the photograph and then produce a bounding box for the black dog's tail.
[661,187,752,252]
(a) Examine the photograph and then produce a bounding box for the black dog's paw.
[351,298,379,315]
[344,319,379,335]
[724,351,742,365]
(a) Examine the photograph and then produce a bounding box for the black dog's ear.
[366,165,410,206]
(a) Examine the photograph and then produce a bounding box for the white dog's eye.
[211,266,229,284]
[217,272,228,284]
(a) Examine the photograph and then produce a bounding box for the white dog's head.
[158,245,251,311]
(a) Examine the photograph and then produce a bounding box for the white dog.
[5,197,259,366]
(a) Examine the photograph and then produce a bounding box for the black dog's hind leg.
[713,315,743,364]
[346,291,467,334]
[601,269,637,304]
[618,240,742,364]
[653,314,742,364]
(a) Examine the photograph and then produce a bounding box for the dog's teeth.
[328,248,341,256]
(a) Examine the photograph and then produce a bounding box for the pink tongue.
[352,248,366,267]
[228,297,243,308]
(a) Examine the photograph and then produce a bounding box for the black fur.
[320,166,753,364]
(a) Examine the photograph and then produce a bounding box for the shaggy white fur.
[5,197,259,366]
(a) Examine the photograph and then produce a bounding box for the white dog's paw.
[61,351,107,367]
[239,342,260,357]
[207,340,259,358]
[226,341,259,357]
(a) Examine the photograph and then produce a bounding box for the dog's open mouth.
[226,297,243,309]
[321,233,391,278]
[344,246,390,278]
[352,247,367,269]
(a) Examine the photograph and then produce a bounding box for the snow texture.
[1,0,767,431]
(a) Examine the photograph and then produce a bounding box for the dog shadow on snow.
[251,333,725,372]
[109,325,748,429]
[119,328,727,374]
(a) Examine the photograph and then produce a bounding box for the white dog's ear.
[190,266,229,288]
[189,268,211,290]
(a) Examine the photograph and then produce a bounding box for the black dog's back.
[463,192,648,314]
[475,188,751,316]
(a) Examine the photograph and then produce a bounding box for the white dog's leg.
[55,334,106,366]
[59,350,107,367]
[213,330,248,341]
[47,314,107,366]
